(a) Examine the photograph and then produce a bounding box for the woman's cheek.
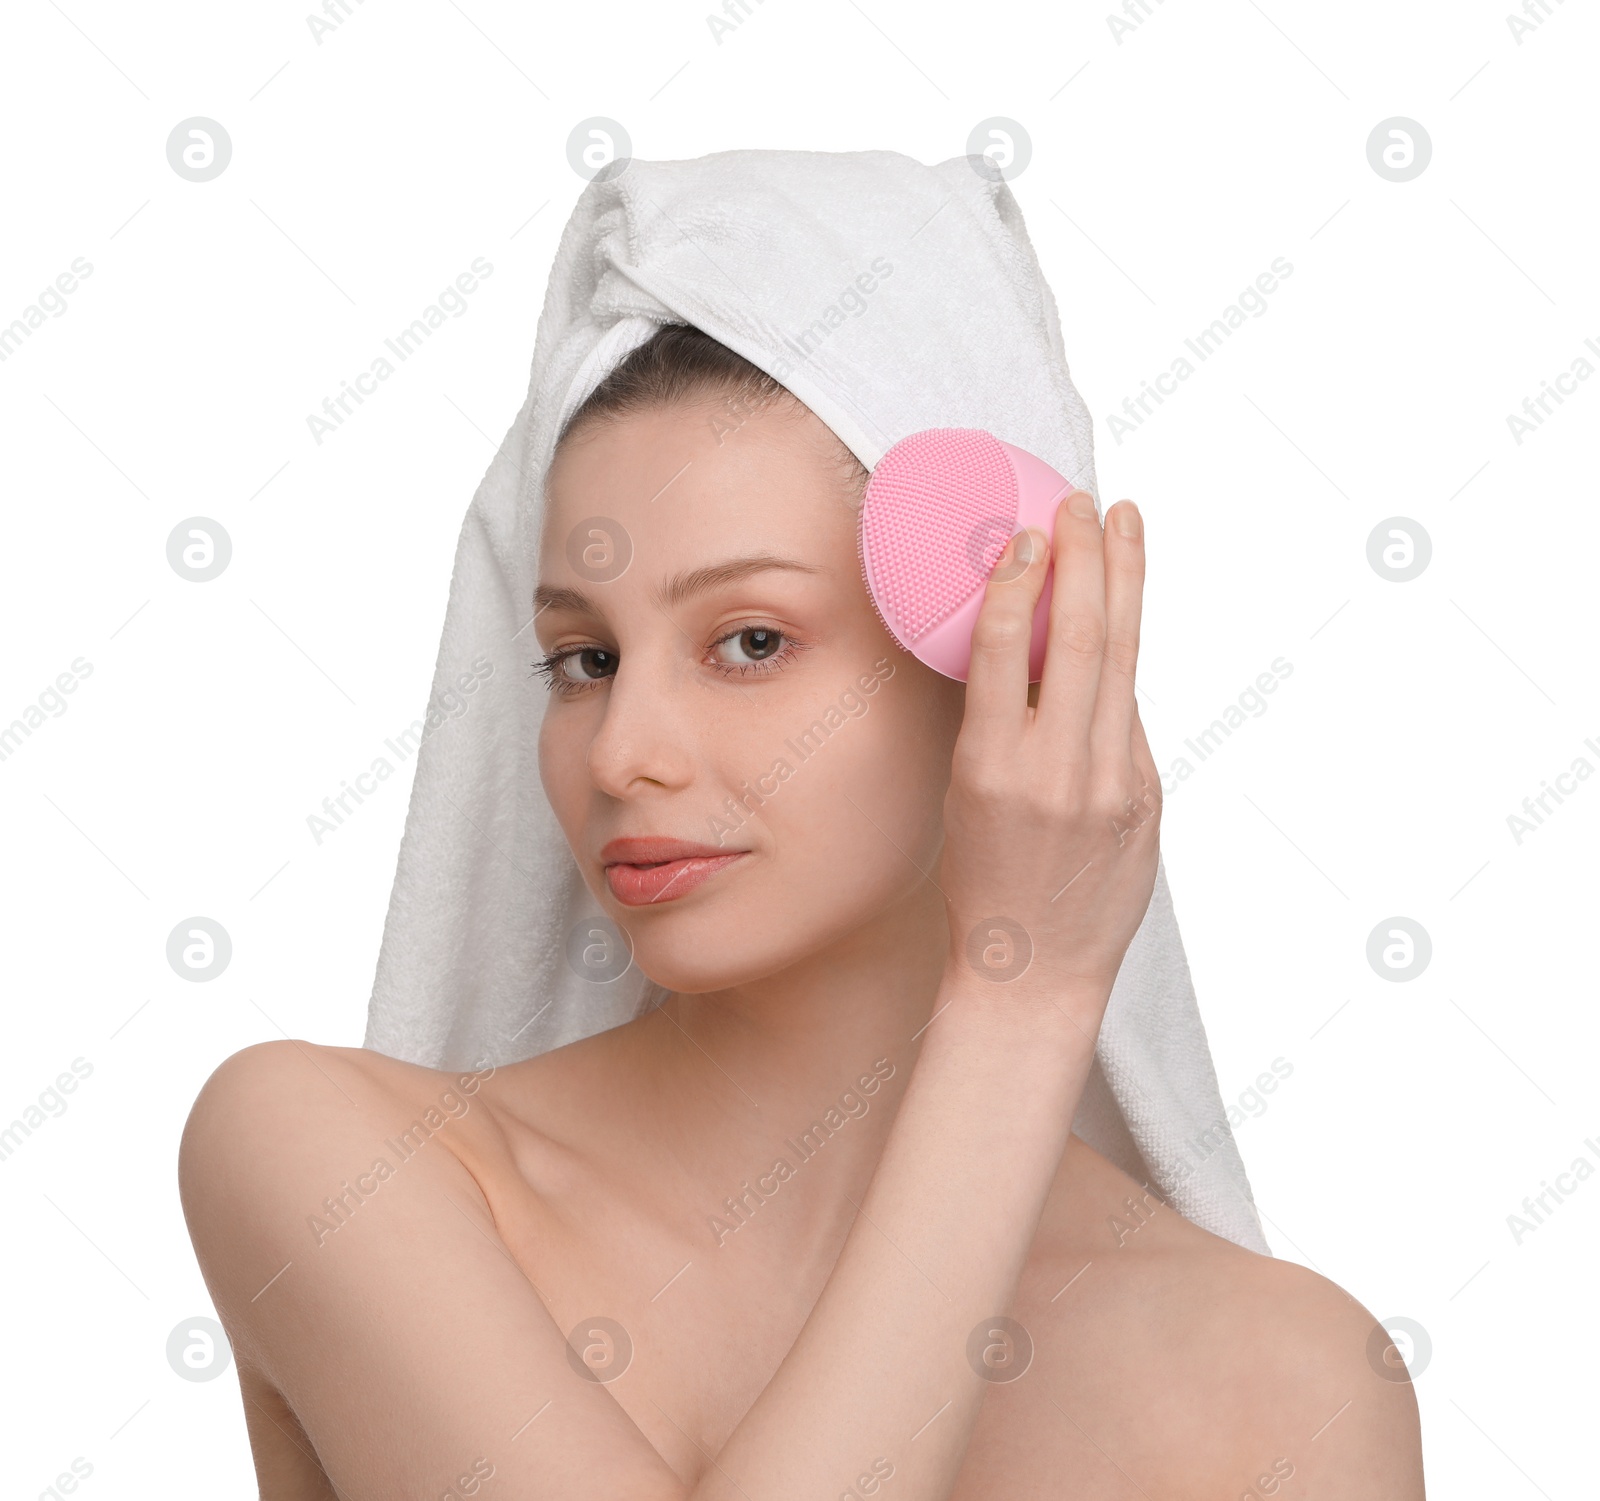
[538,717,588,844]
[777,693,947,876]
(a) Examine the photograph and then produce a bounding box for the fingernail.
[1114,502,1141,539]
[1068,490,1097,520]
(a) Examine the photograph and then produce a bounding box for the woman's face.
[536,395,964,993]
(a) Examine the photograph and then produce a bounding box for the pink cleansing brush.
[858,428,1082,683]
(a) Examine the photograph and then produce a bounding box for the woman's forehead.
[540,400,859,580]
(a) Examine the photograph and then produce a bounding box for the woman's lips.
[600,837,749,907]
[605,853,746,906]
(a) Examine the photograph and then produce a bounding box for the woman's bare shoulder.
[177,1038,684,1500]
[177,1039,543,1274]
[181,1038,530,1171]
[183,1037,475,1115]
[1187,1241,1422,1491]
[1026,1144,1423,1493]
[178,1031,636,1232]
[178,1039,485,1268]
[1092,1224,1424,1492]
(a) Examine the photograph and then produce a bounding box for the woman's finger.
[959,526,1051,757]
[1034,489,1107,758]
[1089,500,1145,765]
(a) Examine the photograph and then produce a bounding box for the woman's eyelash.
[532,627,809,696]
[529,652,568,691]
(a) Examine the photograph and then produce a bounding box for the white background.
[1,0,1595,1494]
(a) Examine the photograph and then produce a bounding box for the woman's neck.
[602,879,952,1246]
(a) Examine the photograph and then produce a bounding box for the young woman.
[180,321,1424,1499]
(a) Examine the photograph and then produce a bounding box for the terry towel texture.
[362,147,1271,1257]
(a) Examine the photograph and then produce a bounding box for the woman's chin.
[629,951,770,997]
[620,915,809,998]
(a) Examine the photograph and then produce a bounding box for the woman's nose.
[583,656,697,798]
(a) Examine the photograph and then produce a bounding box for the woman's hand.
[938,490,1161,1027]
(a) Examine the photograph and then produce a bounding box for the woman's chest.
[485,1162,1210,1499]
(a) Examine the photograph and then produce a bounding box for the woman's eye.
[713,627,785,666]
[537,628,801,693]
[558,647,616,683]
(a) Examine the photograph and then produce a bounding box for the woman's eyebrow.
[533,555,822,618]
[531,583,594,616]
[656,554,823,610]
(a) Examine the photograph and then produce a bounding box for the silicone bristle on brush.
[859,544,896,640]
[859,429,1018,646]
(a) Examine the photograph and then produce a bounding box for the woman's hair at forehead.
[559,322,785,441]
[556,321,868,495]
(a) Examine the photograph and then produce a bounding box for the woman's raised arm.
[691,491,1159,1500]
